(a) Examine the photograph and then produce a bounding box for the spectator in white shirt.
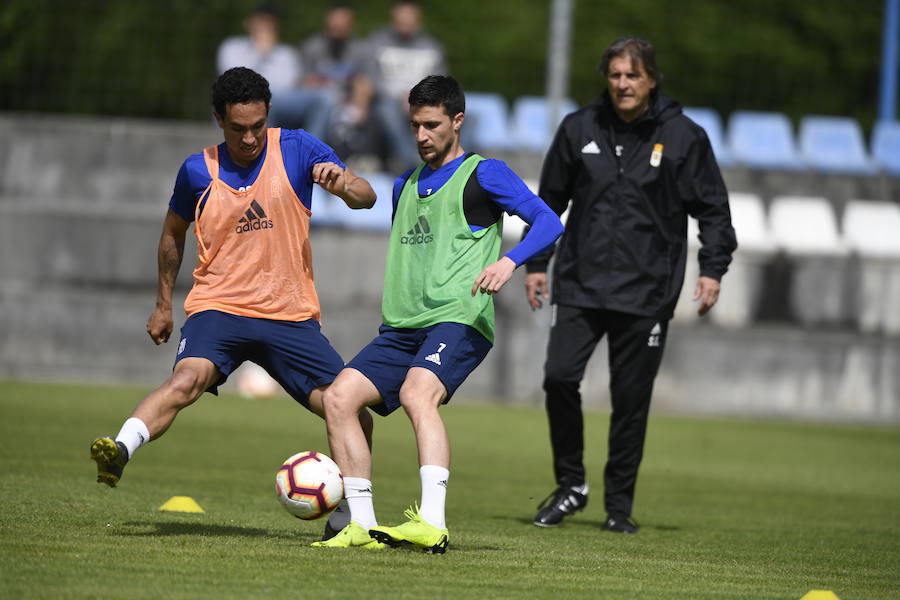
[216,3,331,139]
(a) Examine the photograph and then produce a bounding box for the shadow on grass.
[119,521,504,550]
[495,515,682,533]
[119,520,316,541]
[646,524,681,532]
[380,542,504,553]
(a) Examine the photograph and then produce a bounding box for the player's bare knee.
[398,387,439,418]
[322,384,360,420]
[165,368,206,406]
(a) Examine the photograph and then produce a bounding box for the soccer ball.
[275,451,343,520]
[236,363,280,399]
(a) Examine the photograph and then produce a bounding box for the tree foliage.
[0,0,885,131]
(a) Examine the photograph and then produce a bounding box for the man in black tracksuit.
[525,37,737,533]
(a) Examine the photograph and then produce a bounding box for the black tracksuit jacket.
[526,89,738,319]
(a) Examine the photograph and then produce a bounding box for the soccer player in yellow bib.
[313,75,564,552]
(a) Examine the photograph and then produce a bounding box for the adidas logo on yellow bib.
[400,216,433,245]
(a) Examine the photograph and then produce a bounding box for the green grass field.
[1,380,898,599]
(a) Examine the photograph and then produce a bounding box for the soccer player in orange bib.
[90,67,376,538]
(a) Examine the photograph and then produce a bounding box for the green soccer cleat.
[310,522,386,549]
[368,504,449,554]
[90,436,129,487]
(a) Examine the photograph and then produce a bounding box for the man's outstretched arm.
[312,162,376,209]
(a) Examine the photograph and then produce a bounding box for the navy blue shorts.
[175,310,344,408]
[346,322,493,417]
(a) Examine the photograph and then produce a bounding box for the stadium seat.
[510,95,578,154]
[842,199,900,334]
[797,116,878,175]
[843,199,900,258]
[871,120,900,176]
[673,217,702,325]
[728,193,774,252]
[768,195,846,255]
[709,193,773,328]
[462,92,515,152]
[682,107,734,166]
[683,196,772,249]
[727,111,804,170]
[769,195,850,326]
[675,193,773,327]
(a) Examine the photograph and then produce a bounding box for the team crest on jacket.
[650,143,664,168]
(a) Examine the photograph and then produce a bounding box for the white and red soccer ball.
[235,363,280,399]
[275,451,343,520]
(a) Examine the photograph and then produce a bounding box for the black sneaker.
[533,486,588,527]
[602,514,639,534]
[90,436,129,487]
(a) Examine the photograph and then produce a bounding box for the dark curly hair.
[211,67,272,118]
[408,75,465,118]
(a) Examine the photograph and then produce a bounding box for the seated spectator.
[299,2,375,158]
[216,2,331,139]
[366,0,448,169]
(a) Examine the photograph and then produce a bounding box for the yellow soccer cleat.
[90,436,129,487]
[310,522,386,549]
[368,504,449,554]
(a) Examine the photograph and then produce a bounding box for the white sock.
[343,477,377,530]
[572,483,589,495]
[115,417,150,460]
[418,465,449,530]
[327,498,351,532]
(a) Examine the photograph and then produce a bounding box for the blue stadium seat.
[682,107,734,166]
[871,120,900,176]
[798,115,877,175]
[511,95,578,154]
[727,111,804,170]
[462,92,515,152]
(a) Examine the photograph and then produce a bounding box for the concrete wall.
[2,113,898,424]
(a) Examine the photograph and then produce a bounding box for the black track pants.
[542,304,668,518]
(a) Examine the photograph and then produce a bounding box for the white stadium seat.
[710,193,773,328]
[676,193,774,328]
[842,199,900,259]
[842,199,900,334]
[769,195,850,326]
[768,195,847,256]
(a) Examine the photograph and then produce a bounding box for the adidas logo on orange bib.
[236,200,274,234]
[400,216,433,245]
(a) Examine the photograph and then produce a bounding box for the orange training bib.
[184,128,320,322]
